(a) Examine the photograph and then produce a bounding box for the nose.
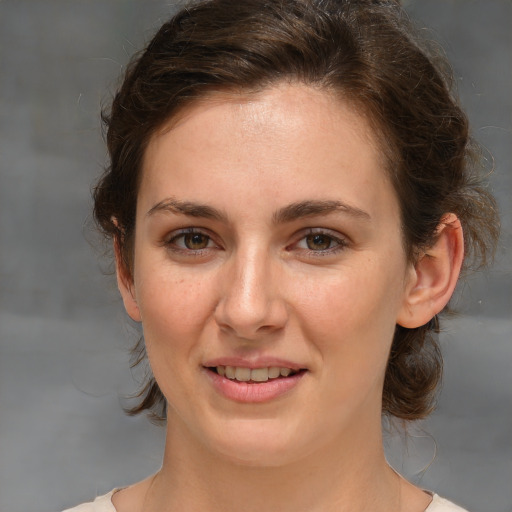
[214,248,288,340]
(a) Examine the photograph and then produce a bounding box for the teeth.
[235,367,251,382]
[215,366,298,382]
[268,367,281,379]
[251,368,269,382]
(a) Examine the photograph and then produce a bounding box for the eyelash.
[164,228,219,255]
[290,228,348,257]
[163,228,348,257]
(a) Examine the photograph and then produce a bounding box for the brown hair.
[94,0,499,422]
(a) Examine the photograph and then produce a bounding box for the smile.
[205,364,307,403]
[213,366,299,382]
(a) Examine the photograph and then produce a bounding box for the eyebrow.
[147,198,371,224]
[147,198,229,222]
[272,200,371,224]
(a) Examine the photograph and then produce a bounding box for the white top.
[62,490,470,512]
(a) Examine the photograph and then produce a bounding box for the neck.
[145,413,400,512]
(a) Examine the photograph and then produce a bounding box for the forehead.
[139,83,397,223]
[153,84,380,154]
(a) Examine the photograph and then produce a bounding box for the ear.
[397,214,464,328]
[114,235,142,322]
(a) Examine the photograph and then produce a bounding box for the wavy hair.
[94,0,499,421]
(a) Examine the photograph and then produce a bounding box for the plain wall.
[0,1,510,511]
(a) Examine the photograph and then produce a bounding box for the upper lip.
[203,357,306,371]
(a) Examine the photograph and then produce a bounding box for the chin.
[216,444,299,468]
[205,419,313,467]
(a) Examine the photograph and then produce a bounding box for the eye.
[304,233,336,251]
[165,229,217,252]
[181,232,211,250]
[293,229,348,254]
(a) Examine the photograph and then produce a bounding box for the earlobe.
[397,214,464,329]
[114,236,142,323]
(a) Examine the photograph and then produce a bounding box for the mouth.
[206,365,305,383]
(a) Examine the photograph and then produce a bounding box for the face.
[119,83,416,466]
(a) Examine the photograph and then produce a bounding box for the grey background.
[0,1,510,511]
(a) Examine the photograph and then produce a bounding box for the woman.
[65,0,499,510]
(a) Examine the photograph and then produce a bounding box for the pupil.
[185,233,208,249]
[307,234,330,250]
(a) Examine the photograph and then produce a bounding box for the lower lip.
[204,368,306,403]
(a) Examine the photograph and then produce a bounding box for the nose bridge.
[215,241,286,337]
[235,244,269,311]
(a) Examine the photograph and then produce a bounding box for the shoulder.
[425,494,470,512]
[62,490,117,512]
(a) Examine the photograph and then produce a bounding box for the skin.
[113,83,463,512]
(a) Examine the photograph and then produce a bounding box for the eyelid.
[288,227,349,254]
[164,227,221,252]
[162,226,349,255]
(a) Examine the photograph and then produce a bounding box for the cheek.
[293,263,405,419]
[136,270,217,349]
[134,270,219,404]
[294,260,403,362]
